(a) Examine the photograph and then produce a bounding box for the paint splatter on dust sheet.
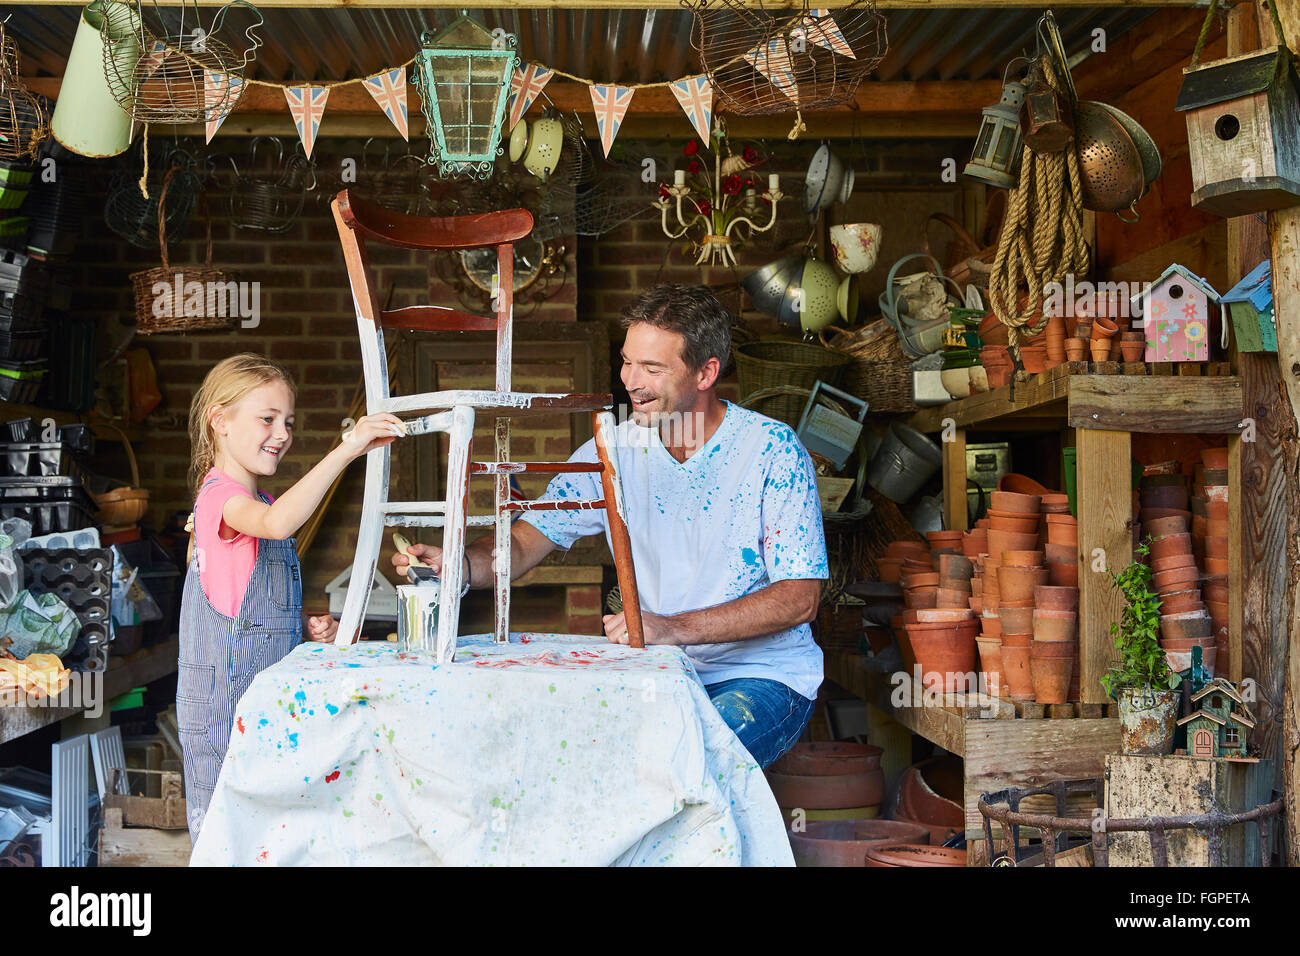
[190,635,794,866]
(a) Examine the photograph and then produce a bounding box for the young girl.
[179,353,403,842]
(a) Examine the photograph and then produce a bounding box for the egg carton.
[20,547,112,672]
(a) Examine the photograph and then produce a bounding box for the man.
[394,284,827,768]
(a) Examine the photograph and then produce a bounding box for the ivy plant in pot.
[1100,540,1181,754]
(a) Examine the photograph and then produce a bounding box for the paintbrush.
[393,532,439,586]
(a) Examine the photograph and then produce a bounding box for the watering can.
[50,1,140,158]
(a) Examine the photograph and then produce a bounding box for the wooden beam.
[942,427,968,532]
[1267,0,1300,873]
[1065,376,1247,433]
[1077,427,1131,704]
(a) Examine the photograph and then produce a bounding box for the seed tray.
[0,328,45,361]
[21,547,112,670]
[58,424,93,455]
[0,361,46,403]
[0,291,43,332]
[0,498,97,535]
[3,417,32,440]
[0,443,88,479]
[0,475,94,504]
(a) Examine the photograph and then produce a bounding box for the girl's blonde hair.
[188,354,297,497]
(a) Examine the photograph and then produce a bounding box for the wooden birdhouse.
[1131,264,1220,363]
[1175,679,1256,759]
[1175,45,1300,217]
[1221,260,1276,353]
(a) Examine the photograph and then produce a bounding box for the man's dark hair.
[619,284,732,372]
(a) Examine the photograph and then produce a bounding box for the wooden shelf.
[0,637,178,746]
[906,364,1246,436]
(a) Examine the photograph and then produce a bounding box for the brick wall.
[63,134,961,631]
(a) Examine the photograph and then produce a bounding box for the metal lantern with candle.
[964,61,1030,189]
[654,117,782,268]
[414,15,517,180]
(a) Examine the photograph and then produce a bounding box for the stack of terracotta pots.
[980,344,1012,389]
[1192,446,1230,672]
[1044,511,1078,587]
[1032,583,1080,704]
[788,818,930,867]
[898,532,978,692]
[1141,469,1215,675]
[766,742,886,823]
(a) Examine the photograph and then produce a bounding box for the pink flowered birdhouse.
[1132,264,1221,363]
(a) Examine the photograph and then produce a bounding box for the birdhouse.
[1221,260,1276,353]
[1175,45,1300,217]
[1130,264,1220,363]
[1175,678,1256,759]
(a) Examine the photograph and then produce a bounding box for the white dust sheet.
[190,635,794,866]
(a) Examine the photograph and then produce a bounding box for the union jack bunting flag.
[669,75,713,142]
[797,9,855,58]
[284,85,330,159]
[508,63,554,131]
[743,38,800,104]
[141,39,169,79]
[363,68,409,140]
[204,71,243,143]
[589,84,634,157]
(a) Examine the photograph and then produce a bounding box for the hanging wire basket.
[101,0,264,126]
[226,136,314,233]
[0,22,49,162]
[104,140,201,248]
[689,0,888,116]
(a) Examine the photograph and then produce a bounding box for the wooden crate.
[98,808,191,867]
[103,768,187,830]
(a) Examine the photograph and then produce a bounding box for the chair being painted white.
[330,190,643,658]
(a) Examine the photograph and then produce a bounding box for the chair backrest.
[331,189,536,397]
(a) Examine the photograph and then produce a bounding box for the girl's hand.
[341,413,406,460]
[305,614,338,643]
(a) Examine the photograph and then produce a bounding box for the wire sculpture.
[224,136,314,233]
[0,21,48,162]
[689,0,888,120]
[101,0,263,126]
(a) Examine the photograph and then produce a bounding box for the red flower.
[688,160,701,174]
[698,200,712,215]
[658,184,670,199]
[683,140,700,157]
[722,174,743,196]
[742,145,758,163]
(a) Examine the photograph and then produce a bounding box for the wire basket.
[102,0,263,126]
[130,171,236,334]
[226,136,314,233]
[821,320,918,413]
[104,142,202,248]
[0,23,49,162]
[689,0,888,117]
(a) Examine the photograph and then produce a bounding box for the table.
[191,635,794,866]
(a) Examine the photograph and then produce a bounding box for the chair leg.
[593,411,643,648]
[436,405,475,663]
[337,441,390,646]
[493,416,511,644]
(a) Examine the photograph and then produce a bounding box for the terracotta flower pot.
[1145,515,1190,537]
[1030,655,1073,704]
[1019,346,1048,373]
[1120,341,1144,361]
[1033,610,1078,642]
[770,742,884,776]
[766,769,885,810]
[1149,533,1193,561]
[986,365,1013,388]
[905,621,979,691]
[1044,542,1075,566]
[987,511,1040,534]
[904,589,938,609]
[1048,561,1078,587]
[1206,600,1229,623]
[1000,549,1045,567]
[1205,535,1228,558]
[1159,636,1217,651]
[980,615,1003,640]
[976,638,1006,697]
[877,558,903,583]
[999,644,1035,698]
[865,843,967,867]
[788,818,931,867]
[1159,588,1204,614]
[1000,632,1031,646]
[969,596,983,615]
[1160,612,1212,641]
[1140,485,1190,511]
[1029,639,1076,657]
[1204,556,1229,575]
[935,587,971,608]
[1090,342,1111,363]
[989,490,1041,514]
[997,566,1049,604]
[998,604,1035,636]
[1150,553,1197,574]
[936,553,973,580]
[1206,518,1229,538]
[1204,582,1229,604]
[1034,585,1079,611]
[887,540,929,558]
[1153,566,1200,593]
[987,529,1041,558]
[1140,507,1192,526]
[1046,523,1078,546]
[1092,316,1119,339]
[1040,493,1069,511]
[1201,447,1229,470]
[904,571,940,589]
[1202,499,1229,521]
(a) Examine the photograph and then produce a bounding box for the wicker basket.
[734,340,852,428]
[130,173,236,335]
[92,424,149,526]
[822,320,917,413]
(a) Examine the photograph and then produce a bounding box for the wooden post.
[1076,428,1132,703]
[942,426,968,531]
[1253,0,1300,868]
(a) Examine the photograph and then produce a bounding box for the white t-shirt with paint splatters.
[522,401,827,699]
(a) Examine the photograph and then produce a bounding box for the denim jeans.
[705,678,815,769]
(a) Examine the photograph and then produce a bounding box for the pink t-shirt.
[193,467,276,618]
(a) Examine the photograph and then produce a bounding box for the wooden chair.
[330,189,642,657]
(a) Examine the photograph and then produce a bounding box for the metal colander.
[1074,101,1146,215]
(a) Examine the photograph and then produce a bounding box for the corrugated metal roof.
[2,5,1155,84]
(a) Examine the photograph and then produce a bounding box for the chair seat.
[381,391,613,417]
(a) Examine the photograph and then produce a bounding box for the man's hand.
[602,610,673,646]
[305,614,338,643]
[392,542,446,575]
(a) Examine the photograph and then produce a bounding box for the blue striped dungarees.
[177,480,302,843]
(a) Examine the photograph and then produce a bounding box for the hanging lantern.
[964,73,1028,190]
[414,15,517,180]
